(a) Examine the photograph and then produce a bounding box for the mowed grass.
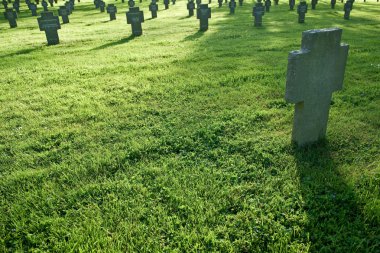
[0,0,379,251]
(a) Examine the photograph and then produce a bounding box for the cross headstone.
[94,0,100,8]
[65,1,72,14]
[2,0,8,8]
[29,3,37,16]
[149,0,158,18]
[311,0,317,9]
[238,0,243,6]
[285,28,349,146]
[54,0,57,3]
[265,0,271,12]
[196,4,210,31]
[37,11,61,45]
[58,5,69,23]
[331,0,336,8]
[35,0,39,5]
[42,0,49,11]
[196,0,201,8]
[289,0,295,10]
[253,0,265,27]
[229,0,236,14]
[343,0,353,19]
[48,0,53,6]
[187,0,195,15]
[126,6,144,36]
[297,1,307,23]
[4,8,17,28]
[12,1,19,12]
[217,0,222,7]
[163,0,169,9]
[99,0,105,12]
[172,0,176,4]
[274,0,278,5]
[106,4,117,20]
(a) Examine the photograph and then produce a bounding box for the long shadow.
[0,47,42,58]
[91,34,136,50]
[292,141,379,252]
[181,30,205,42]
[178,15,193,20]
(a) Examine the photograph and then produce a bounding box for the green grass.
[1,0,379,251]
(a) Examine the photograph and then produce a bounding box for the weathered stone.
[187,0,195,16]
[42,0,49,11]
[106,4,117,20]
[126,6,144,36]
[12,1,19,12]
[29,3,37,16]
[128,0,135,7]
[289,0,295,10]
[148,0,158,18]
[285,28,349,146]
[344,0,353,19]
[99,0,105,12]
[311,0,317,9]
[48,0,53,7]
[253,0,265,27]
[229,0,236,14]
[37,11,61,45]
[196,0,201,8]
[163,0,169,9]
[238,0,243,6]
[297,0,307,23]
[4,8,17,28]
[94,0,100,8]
[330,0,336,8]
[217,0,222,7]
[265,0,271,12]
[2,0,8,9]
[196,4,210,31]
[58,5,69,23]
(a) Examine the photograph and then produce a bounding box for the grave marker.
[297,0,307,23]
[285,28,349,146]
[128,0,135,7]
[149,0,158,18]
[163,0,169,9]
[48,0,53,6]
[99,0,105,12]
[253,0,265,26]
[94,0,100,8]
[311,0,317,9]
[343,0,353,19]
[187,0,195,16]
[265,0,271,12]
[37,11,61,45]
[218,0,222,7]
[106,4,117,20]
[238,0,243,6]
[196,0,201,8]
[29,3,37,16]
[331,0,336,8]
[196,3,210,31]
[229,0,236,14]
[4,8,17,28]
[2,0,8,9]
[289,0,295,10]
[12,1,19,12]
[42,0,49,11]
[126,6,144,36]
[58,5,69,23]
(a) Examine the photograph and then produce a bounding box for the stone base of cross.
[285,28,349,146]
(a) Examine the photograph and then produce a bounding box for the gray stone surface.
[285,28,349,146]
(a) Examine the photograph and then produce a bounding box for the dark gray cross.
[58,5,69,23]
[149,0,158,18]
[126,7,144,36]
[37,11,61,45]
[196,4,211,31]
[4,8,17,28]
[187,0,195,16]
[106,4,117,20]
[285,28,349,146]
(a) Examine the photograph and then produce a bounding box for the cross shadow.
[178,15,193,20]
[181,30,205,42]
[91,34,135,50]
[101,20,112,23]
[292,140,378,251]
[0,47,42,57]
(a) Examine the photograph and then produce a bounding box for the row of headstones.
[3,0,75,28]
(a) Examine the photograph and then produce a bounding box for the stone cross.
[106,4,117,20]
[330,0,336,8]
[217,0,222,7]
[48,0,53,7]
[99,0,105,12]
[42,0,49,11]
[253,0,265,27]
[12,1,20,12]
[163,0,169,9]
[94,0,100,8]
[2,0,8,9]
[58,5,69,23]
[4,8,17,28]
[196,4,211,31]
[29,3,37,16]
[196,0,201,8]
[238,0,243,6]
[37,11,61,45]
[344,0,353,20]
[297,1,307,23]
[311,0,317,9]
[126,7,144,36]
[65,2,72,14]
[187,0,195,16]
[172,0,176,4]
[285,28,349,146]
[265,0,271,12]
[289,0,295,10]
[149,0,158,18]
[229,0,236,14]
[274,0,278,5]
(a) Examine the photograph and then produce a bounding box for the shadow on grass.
[292,140,379,251]
[181,30,205,42]
[91,34,136,50]
[178,15,193,20]
[1,47,42,58]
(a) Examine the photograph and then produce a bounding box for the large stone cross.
[285,28,349,146]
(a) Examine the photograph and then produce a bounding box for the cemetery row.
[3,0,373,43]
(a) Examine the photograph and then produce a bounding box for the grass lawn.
[0,0,379,251]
